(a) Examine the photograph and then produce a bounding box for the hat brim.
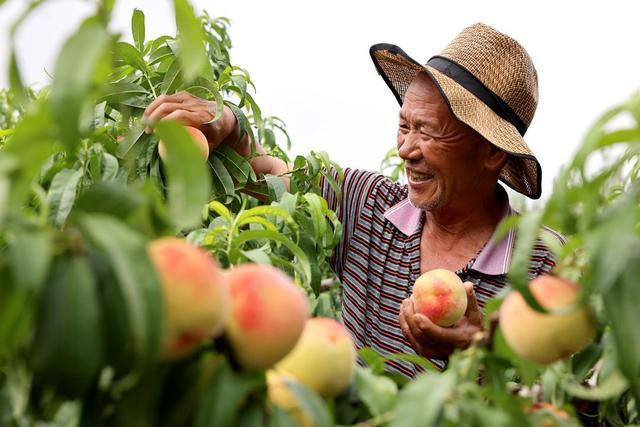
[370,43,542,199]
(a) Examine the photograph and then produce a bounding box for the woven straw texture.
[371,23,542,198]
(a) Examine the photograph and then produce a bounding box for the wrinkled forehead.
[400,73,453,125]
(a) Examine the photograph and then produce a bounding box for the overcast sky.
[1,0,639,201]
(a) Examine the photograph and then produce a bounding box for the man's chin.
[408,191,438,211]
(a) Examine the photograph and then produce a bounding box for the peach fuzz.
[499,275,596,365]
[412,269,467,327]
[147,237,229,360]
[225,264,309,370]
[274,317,356,398]
[158,125,209,161]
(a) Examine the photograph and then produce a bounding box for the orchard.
[1,1,639,426]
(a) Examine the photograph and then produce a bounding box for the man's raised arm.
[142,91,290,189]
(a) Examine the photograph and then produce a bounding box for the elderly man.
[143,23,562,377]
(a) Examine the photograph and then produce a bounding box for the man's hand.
[399,282,483,360]
[142,91,238,152]
[143,91,290,190]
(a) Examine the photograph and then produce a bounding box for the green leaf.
[268,407,297,427]
[241,249,272,265]
[161,58,183,94]
[603,260,640,401]
[563,370,628,401]
[116,123,145,158]
[132,9,146,51]
[319,165,341,201]
[173,0,208,83]
[354,367,398,416]
[285,379,332,427]
[265,174,286,202]
[99,82,150,104]
[383,352,440,373]
[207,200,233,223]
[2,109,56,218]
[303,193,327,242]
[74,182,145,219]
[231,229,310,287]
[390,371,455,427]
[209,153,235,199]
[0,269,36,356]
[9,229,52,291]
[149,45,174,65]
[101,152,119,181]
[237,205,293,225]
[31,255,103,398]
[49,18,111,153]
[507,209,546,312]
[47,168,84,227]
[9,51,28,109]
[358,347,387,375]
[79,214,163,367]
[215,145,255,186]
[155,121,211,229]
[193,359,264,427]
[114,41,147,71]
[305,154,320,176]
[238,216,278,231]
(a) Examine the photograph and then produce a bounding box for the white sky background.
[1,0,639,202]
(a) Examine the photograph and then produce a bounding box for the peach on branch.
[225,263,309,370]
[499,275,596,365]
[147,237,228,359]
[411,269,468,327]
[274,317,356,398]
[158,125,209,161]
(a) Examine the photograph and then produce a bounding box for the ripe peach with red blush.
[411,269,468,327]
[225,263,309,370]
[158,125,209,160]
[147,237,229,359]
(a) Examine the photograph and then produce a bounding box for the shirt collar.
[382,187,516,276]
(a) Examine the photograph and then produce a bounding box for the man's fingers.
[161,109,193,125]
[413,312,468,346]
[144,94,181,118]
[463,282,483,325]
[147,102,195,123]
[399,300,422,351]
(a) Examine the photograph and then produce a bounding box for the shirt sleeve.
[529,226,567,277]
[320,167,385,280]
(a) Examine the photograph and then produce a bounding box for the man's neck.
[423,186,505,246]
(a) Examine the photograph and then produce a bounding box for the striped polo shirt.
[321,168,563,378]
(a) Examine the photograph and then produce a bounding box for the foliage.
[0,0,639,426]
[379,147,405,183]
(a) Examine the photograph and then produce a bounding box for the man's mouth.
[407,169,434,182]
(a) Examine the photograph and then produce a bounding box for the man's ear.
[485,144,508,173]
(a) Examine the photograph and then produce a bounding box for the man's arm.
[142,91,290,189]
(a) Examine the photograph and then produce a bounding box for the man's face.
[397,72,491,212]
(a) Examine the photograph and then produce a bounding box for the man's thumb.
[464,282,481,316]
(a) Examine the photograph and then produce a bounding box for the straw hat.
[370,23,542,199]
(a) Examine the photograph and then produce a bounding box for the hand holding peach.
[400,272,482,360]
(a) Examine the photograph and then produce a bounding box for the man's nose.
[398,133,422,160]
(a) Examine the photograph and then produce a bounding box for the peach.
[499,275,596,365]
[412,269,467,327]
[267,371,314,427]
[274,317,356,398]
[158,125,209,161]
[225,264,309,370]
[147,237,228,359]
